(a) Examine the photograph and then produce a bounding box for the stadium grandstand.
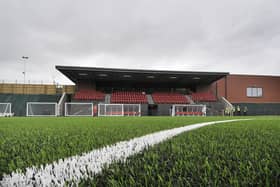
[0,66,279,116]
[56,66,228,116]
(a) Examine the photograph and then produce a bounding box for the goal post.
[26,102,58,117]
[98,104,123,116]
[98,104,141,117]
[65,103,93,116]
[0,103,12,116]
[172,104,206,116]
[123,104,141,116]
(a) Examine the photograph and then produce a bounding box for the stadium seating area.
[74,89,105,100]
[152,92,190,104]
[111,91,147,104]
[73,89,217,104]
[191,92,217,102]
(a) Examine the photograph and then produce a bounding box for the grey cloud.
[0,0,279,84]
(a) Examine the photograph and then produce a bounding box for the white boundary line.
[0,119,251,186]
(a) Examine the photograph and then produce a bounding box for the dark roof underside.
[56,66,229,86]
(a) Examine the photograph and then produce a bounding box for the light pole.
[22,56,29,84]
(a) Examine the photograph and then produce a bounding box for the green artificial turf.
[86,117,280,187]
[0,116,237,178]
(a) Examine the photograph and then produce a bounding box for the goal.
[172,104,206,116]
[123,104,141,116]
[65,103,93,116]
[0,103,12,117]
[26,102,58,117]
[98,104,141,116]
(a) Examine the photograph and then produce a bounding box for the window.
[246,87,263,97]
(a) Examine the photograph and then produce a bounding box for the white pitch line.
[0,119,251,187]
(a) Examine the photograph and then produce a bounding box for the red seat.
[152,92,190,104]
[74,89,105,100]
[111,91,148,104]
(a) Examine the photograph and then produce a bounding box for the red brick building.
[215,74,280,115]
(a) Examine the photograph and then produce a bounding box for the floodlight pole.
[21,56,29,94]
[21,56,29,84]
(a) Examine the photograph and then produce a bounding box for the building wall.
[217,75,280,103]
[196,83,218,96]
[216,77,226,98]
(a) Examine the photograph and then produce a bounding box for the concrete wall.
[157,104,172,116]
[141,104,148,116]
[232,103,280,115]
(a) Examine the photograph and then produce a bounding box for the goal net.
[172,104,206,116]
[98,104,141,116]
[123,104,141,116]
[26,102,58,117]
[0,103,12,117]
[65,103,93,116]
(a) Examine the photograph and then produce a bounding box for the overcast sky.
[0,0,279,84]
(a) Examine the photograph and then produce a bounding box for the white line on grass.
[0,119,251,186]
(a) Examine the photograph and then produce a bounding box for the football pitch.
[0,116,279,186]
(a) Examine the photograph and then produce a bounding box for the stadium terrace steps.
[111,91,148,104]
[73,89,105,100]
[152,92,190,104]
[105,94,111,104]
[185,95,195,104]
[146,94,154,104]
[191,92,217,102]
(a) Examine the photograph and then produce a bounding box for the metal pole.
[21,56,29,94]
[22,56,29,84]
[24,60,26,84]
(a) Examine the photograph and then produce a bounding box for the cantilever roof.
[56,65,229,86]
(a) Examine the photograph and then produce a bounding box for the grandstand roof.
[56,66,229,86]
